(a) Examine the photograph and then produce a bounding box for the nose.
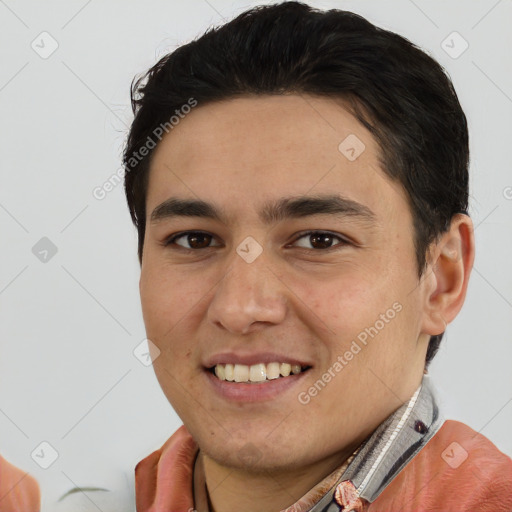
[207,248,288,335]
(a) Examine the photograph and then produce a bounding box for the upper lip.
[203,352,313,368]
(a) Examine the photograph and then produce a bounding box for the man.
[123,2,512,511]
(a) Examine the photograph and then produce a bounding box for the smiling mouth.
[208,362,311,383]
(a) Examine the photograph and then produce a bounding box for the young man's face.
[139,94,434,472]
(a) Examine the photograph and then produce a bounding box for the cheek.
[302,274,412,371]
[139,264,195,340]
[297,274,386,335]
[139,266,203,402]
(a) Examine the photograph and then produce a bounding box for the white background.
[1,1,511,510]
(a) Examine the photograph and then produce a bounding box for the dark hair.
[123,1,469,368]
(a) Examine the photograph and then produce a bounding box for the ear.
[420,214,475,336]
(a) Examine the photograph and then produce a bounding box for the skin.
[139,94,475,512]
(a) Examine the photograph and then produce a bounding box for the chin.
[202,438,306,474]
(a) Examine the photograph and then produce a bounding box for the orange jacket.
[0,455,40,512]
[135,420,512,511]
[368,419,512,511]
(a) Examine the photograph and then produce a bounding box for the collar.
[309,374,444,511]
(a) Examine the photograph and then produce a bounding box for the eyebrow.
[150,194,376,226]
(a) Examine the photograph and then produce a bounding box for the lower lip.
[204,369,310,403]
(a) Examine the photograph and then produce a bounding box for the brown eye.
[165,231,220,250]
[292,231,348,250]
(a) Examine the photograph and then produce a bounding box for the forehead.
[146,94,409,225]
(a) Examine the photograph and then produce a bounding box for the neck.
[198,444,358,512]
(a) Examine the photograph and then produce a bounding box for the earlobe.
[420,214,475,336]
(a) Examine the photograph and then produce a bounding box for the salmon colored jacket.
[135,376,512,512]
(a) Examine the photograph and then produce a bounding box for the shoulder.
[370,419,512,512]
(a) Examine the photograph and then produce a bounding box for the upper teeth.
[214,363,304,383]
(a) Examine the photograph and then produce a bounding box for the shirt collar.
[309,373,444,511]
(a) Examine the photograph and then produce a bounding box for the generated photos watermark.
[92,97,198,200]
[298,301,403,405]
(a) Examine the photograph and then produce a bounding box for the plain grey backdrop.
[1,0,511,510]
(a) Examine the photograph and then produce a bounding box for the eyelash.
[163,230,350,252]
